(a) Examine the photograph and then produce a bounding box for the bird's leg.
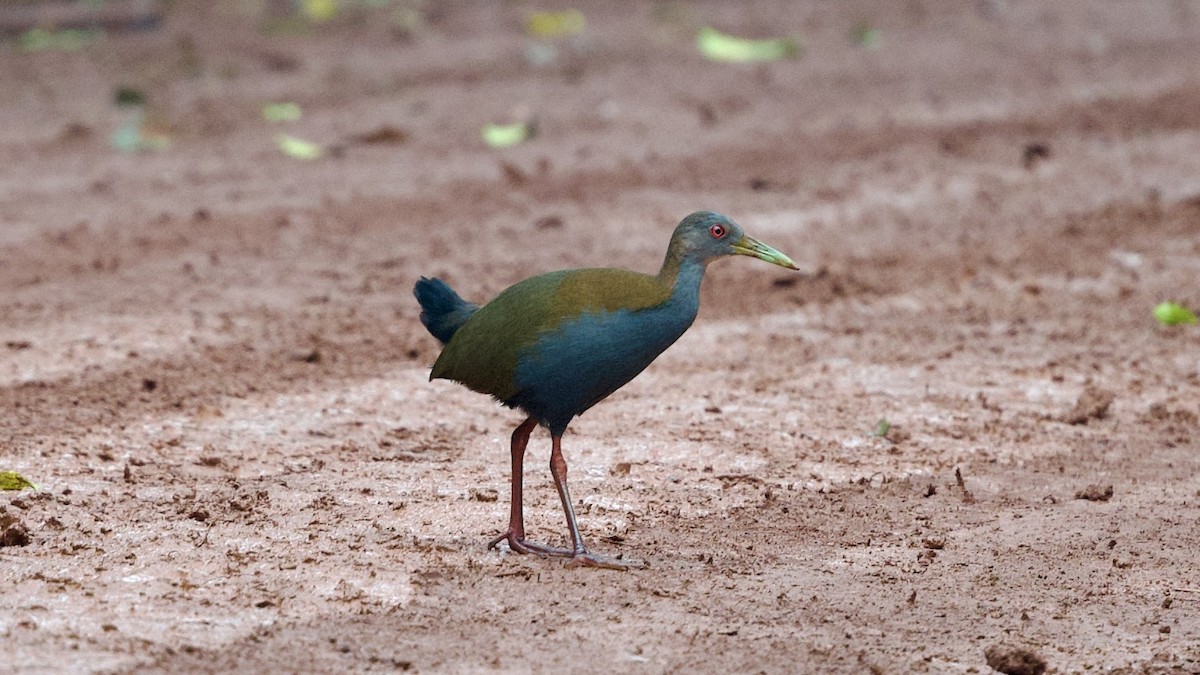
[549,435,631,571]
[488,417,572,557]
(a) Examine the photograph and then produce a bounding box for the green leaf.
[696,26,801,63]
[301,0,338,22]
[54,29,97,51]
[114,87,146,107]
[18,28,55,51]
[1153,301,1198,326]
[482,122,532,148]
[263,102,303,122]
[852,21,881,49]
[18,27,100,52]
[526,10,586,39]
[870,418,891,437]
[277,134,324,160]
[0,471,37,491]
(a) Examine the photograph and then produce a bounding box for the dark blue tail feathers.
[413,277,479,344]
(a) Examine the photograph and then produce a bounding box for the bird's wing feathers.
[551,268,672,315]
[429,268,671,402]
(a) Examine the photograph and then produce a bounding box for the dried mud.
[2,1,1200,673]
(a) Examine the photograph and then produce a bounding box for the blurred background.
[3,2,1200,672]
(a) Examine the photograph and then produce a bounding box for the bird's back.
[431,267,696,432]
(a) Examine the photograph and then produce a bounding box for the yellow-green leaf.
[1154,301,1198,326]
[277,134,324,160]
[870,418,891,437]
[852,21,881,49]
[696,26,801,63]
[482,122,532,148]
[18,27,100,52]
[526,10,585,39]
[301,0,338,22]
[263,102,302,122]
[0,471,37,491]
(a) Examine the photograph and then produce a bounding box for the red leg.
[549,434,632,570]
[488,417,571,557]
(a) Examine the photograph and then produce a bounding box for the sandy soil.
[3,1,1200,672]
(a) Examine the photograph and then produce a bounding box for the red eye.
[709,224,726,239]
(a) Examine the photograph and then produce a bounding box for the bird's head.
[669,211,799,270]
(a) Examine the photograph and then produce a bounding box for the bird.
[413,211,798,569]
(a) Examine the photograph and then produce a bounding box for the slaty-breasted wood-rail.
[415,211,798,569]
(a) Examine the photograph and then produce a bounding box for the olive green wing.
[430,268,670,403]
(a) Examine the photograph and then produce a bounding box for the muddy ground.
[3,1,1200,672]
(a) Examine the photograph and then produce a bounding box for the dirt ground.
[3,1,1200,672]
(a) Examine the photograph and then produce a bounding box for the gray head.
[668,211,798,269]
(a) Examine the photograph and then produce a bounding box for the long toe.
[565,551,643,571]
[510,538,574,557]
[489,531,574,557]
[487,530,511,550]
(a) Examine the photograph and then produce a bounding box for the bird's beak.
[731,235,799,270]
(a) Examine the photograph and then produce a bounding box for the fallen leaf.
[851,21,881,49]
[1153,301,1197,326]
[113,87,146,107]
[482,121,533,148]
[696,26,801,63]
[526,10,586,39]
[19,27,100,52]
[0,471,37,491]
[870,418,891,437]
[277,134,324,160]
[301,0,338,22]
[263,102,302,122]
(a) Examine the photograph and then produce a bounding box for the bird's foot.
[487,530,573,557]
[565,551,643,571]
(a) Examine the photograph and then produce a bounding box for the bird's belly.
[512,305,694,433]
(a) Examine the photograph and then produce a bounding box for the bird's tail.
[413,277,479,344]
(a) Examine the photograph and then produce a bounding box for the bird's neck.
[656,251,706,305]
